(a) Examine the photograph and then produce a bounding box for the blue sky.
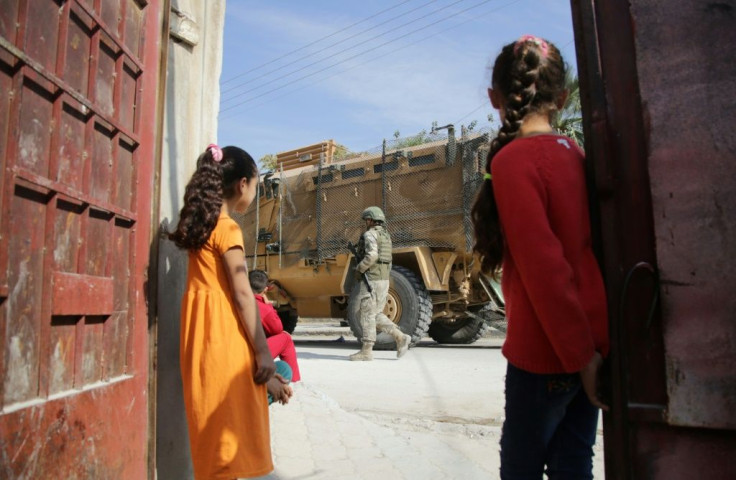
[217,0,576,164]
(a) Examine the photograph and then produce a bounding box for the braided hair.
[471,36,566,275]
[169,145,257,250]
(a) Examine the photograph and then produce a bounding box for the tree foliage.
[259,153,278,170]
[553,67,584,148]
[390,121,443,149]
[333,143,352,161]
[391,130,435,149]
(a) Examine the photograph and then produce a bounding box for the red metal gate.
[572,1,736,478]
[0,1,162,477]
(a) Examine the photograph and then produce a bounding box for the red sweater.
[255,294,283,337]
[492,135,608,374]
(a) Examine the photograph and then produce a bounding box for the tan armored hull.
[233,129,505,346]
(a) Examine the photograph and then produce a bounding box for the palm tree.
[553,67,584,148]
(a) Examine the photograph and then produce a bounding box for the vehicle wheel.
[347,266,432,350]
[277,307,298,334]
[428,304,506,344]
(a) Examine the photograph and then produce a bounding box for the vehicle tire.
[428,304,506,344]
[347,265,432,350]
[277,307,298,334]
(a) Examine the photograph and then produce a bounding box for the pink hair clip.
[207,143,223,163]
[514,34,549,59]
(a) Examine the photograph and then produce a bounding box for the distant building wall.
[156,1,226,478]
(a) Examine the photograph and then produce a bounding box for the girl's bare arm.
[222,248,275,384]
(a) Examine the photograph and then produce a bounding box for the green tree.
[259,153,278,170]
[392,129,431,149]
[390,121,442,149]
[333,143,352,161]
[553,67,584,147]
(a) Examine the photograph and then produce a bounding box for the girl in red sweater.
[472,36,609,479]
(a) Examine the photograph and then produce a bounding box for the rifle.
[347,241,372,293]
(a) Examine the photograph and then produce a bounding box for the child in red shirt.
[471,36,609,479]
[249,270,301,382]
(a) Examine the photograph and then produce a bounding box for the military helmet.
[361,206,386,222]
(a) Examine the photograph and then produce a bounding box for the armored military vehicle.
[233,126,505,348]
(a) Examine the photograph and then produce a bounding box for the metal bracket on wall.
[169,7,200,46]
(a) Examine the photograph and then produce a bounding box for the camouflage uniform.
[350,207,411,361]
[355,224,395,343]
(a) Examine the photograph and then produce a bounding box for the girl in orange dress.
[169,144,289,479]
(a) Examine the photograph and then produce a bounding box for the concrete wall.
[155,1,226,478]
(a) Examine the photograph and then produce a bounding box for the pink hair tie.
[514,34,549,59]
[207,143,223,163]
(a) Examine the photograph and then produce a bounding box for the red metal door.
[572,1,736,478]
[0,1,162,477]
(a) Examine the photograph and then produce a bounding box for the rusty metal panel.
[573,0,736,478]
[630,0,736,430]
[64,7,94,96]
[632,425,736,480]
[2,382,149,478]
[81,316,105,384]
[57,103,88,189]
[116,137,135,210]
[52,272,114,315]
[120,62,139,132]
[24,1,62,73]
[0,0,163,477]
[101,0,123,38]
[123,0,143,55]
[87,209,113,276]
[96,39,117,116]
[17,77,54,177]
[0,2,20,44]
[91,123,115,204]
[4,182,49,405]
[104,311,128,379]
[48,316,78,394]
[53,196,85,270]
[0,59,13,298]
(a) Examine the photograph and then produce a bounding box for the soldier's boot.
[393,330,412,359]
[349,342,374,361]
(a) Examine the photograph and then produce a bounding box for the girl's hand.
[254,351,276,384]
[267,374,293,405]
[580,351,609,411]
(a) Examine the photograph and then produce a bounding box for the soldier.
[350,206,412,361]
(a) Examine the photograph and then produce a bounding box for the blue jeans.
[500,363,599,480]
[267,360,292,405]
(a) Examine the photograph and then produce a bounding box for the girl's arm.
[223,248,276,384]
[580,352,609,411]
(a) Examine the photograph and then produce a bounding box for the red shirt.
[492,135,609,374]
[255,294,283,337]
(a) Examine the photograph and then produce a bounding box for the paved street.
[254,320,605,479]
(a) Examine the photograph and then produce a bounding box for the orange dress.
[180,213,272,479]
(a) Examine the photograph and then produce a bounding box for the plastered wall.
[156,1,226,477]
